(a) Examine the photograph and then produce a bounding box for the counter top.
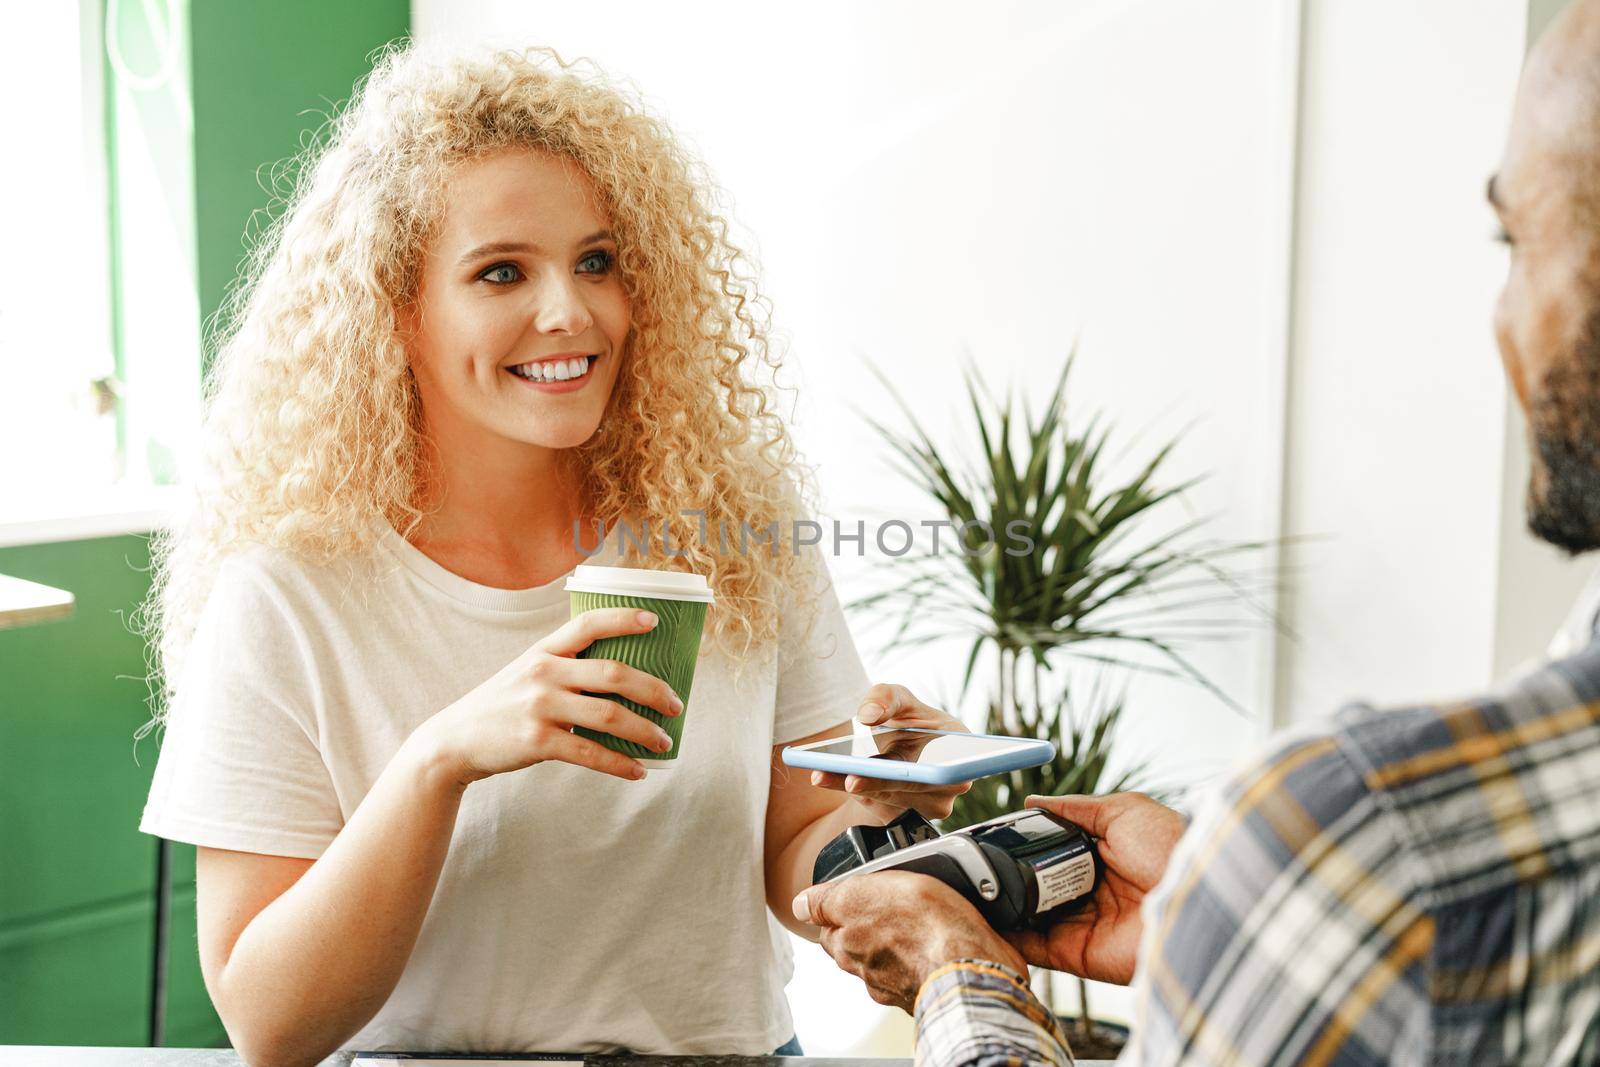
[0,572,74,629]
[0,1055,886,1067]
[0,1050,1117,1067]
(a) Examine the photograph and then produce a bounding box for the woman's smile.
[505,353,600,393]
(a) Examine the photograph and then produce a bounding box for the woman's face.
[401,148,631,462]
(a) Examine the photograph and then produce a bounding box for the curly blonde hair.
[139,39,829,725]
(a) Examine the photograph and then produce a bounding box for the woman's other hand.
[806,683,974,821]
[411,607,685,786]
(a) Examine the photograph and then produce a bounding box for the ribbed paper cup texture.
[565,566,712,767]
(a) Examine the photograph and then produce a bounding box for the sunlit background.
[1,0,1590,1055]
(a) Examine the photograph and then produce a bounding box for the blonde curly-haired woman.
[135,40,977,1064]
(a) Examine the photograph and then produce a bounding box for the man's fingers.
[1002,926,1043,957]
[799,870,941,928]
[1025,793,1117,837]
[1002,925,1064,970]
[794,880,837,926]
[1003,916,1095,976]
[795,870,905,927]
[866,983,906,1010]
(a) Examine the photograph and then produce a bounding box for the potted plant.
[845,351,1273,1059]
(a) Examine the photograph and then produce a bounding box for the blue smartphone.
[781,727,1056,785]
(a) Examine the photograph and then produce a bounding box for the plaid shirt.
[914,637,1600,1066]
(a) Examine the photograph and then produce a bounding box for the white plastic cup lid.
[565,564,715,604]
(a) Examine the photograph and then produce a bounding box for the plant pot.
[1052,1015,1129,1060]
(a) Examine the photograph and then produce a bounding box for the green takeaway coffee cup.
[564,564,714,768]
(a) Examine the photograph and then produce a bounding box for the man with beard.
[791,3,1600,1064]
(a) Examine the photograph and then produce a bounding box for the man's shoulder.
[1130,654,1600,1064]
[1195,636,1600,899]
[1332,639,1600,795]
[1324,644,1600,900]
[1199,712,1368,818]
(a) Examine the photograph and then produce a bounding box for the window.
[0,0,199,529]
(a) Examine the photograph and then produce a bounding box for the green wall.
[0,537,164,1043]
[0,0,409,1046]
[192,0,410,354]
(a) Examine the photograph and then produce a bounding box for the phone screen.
[797,729,1038,767]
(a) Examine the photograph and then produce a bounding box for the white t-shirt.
[139,526,870,1055]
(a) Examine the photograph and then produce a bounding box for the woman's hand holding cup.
[413,607,686,787]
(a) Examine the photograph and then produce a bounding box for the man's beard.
[1527,308,1600,554]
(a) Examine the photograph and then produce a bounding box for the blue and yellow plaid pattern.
[915,959,1076,1066]
[914,637,1600,1066]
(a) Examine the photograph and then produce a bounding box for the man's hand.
[1004,792,1187,985]
[807,683,974,821]
[792,871,1028,1013]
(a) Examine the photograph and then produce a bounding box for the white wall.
[414,0,1294,1043]
[414,0,1294,771]
[413,0,1595,1046]
[1275,0,1596,726]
